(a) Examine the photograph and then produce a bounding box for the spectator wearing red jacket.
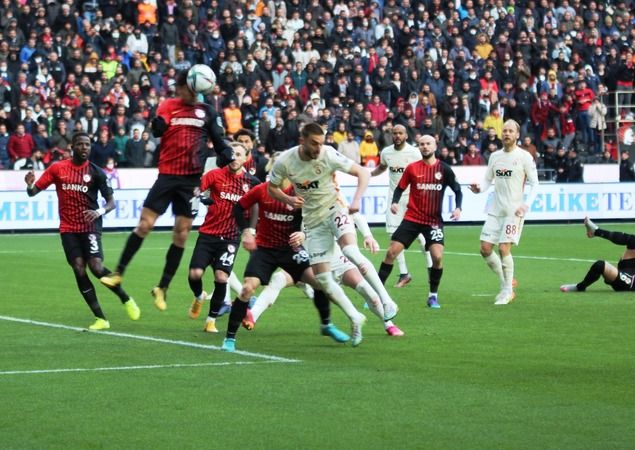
[7,124,35,166]
[462,143,485,165]
[530,92,554,144]
[574,80,595,147]
[366,95,388,126]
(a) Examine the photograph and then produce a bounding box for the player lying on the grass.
[561,218,635,293]
[25,132,140,330]
[378,134,462,309]
[219,179,350,352]
[186,142,260,334]
[242,233,406,337]
[370,124,432,288]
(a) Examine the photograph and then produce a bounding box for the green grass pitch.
[1,223,634,449]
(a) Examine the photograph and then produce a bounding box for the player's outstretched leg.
[586,218,635,249]
[584,217,599,238]
[561,260,605,292]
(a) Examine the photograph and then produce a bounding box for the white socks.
[484,252,506,290]
[417,234,432,268]
[250,270,288,322]
[355,279,385,323]
[315,271,361,321]
[501,254,514,293]
[396,250,408,274]
[341,244,396,309]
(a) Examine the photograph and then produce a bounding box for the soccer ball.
[186,64,216,94]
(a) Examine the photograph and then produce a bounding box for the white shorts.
[331,252,357,284]
[386,198,407,233]
[480,214,524,245]
[305,206,356,264]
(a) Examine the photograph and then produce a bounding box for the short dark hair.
[301,122,325,138]
[234,128,255,141]
[72,131,91,144]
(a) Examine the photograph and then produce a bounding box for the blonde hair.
[504,119,520,133]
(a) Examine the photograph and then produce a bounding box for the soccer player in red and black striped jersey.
[100,70,233,311]
[186,142,260,333]
[214,177,349,351]
[378,134,463,308]
[25,133,140,330]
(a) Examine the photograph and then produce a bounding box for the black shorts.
[144,174,200,218]
[609,270,635,291]
[391,219,445,250]
[60,232,104,264]
[189,233,239,274]
[244,247,310,285]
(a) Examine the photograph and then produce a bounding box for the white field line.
[0,247,596,263]
[0,361,277,376]
[0,315,300,364]
[441,251,595,263]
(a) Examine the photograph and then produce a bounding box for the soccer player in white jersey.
[269,122,398,345]
[469,119,539,305]
[371,124,431,287]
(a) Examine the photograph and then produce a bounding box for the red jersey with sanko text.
[198,166,260,240]
[156,98,219,175]
[397,159,461,227]
[35,159,113,233]
[238,182,301,249]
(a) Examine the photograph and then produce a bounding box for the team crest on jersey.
[83,174,91,183]
[242,183,250,192]
[195,109,205,118]
[313,163,323,175]
[434,172,442,180]
[227,244,236,253]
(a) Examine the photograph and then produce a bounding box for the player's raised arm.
[347,163,370,214]
[205,106,234,168]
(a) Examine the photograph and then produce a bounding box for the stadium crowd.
[0,0,633,181]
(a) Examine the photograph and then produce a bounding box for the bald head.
[417,134,437,160]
